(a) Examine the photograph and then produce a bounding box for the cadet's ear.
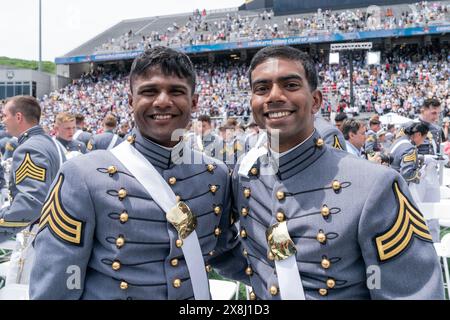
[191,93,199,113]
[128,93,133,110]
[311,89,323,114]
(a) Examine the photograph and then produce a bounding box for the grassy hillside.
[0,56,56,74]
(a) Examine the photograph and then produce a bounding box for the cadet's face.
[422,106,441,124]
[350,125,366,149]
[56,120,76,141]
[250,58,321,152]
[129,68,197,147]
[413,132,427,146]
[2,103,20,137]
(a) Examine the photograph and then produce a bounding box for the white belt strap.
[73,130,82,141]
[106,134,119,150]
[51,137,64,167]
[238,133,267,178]
[110,141,210,300]
[196,135,204,151]
[267,221,305,300]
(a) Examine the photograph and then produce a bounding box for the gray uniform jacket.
[232,130,443,300]
[0,126,62,241]
[314,115,347,151]
[55,137,87,154]
[30,129,246,299]
[74,130,93,146]
[389,136,420,183]
[87,131,123,152]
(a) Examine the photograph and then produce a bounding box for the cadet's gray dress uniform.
[73,129,93,147]
[364,129,381,155]
[55,137,87,154]
[389,136,420,183]
[232,130,443,300]
[30,129,246,299]
[0,126,62,242]
[2,137,19,160]
[416,118,444,156]
[314,115,347,151]
[87,131,123,152]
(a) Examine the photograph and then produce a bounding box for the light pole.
[330,42,373,110]
[38,0,42,72]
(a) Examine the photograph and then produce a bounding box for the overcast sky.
[0,0,244,62]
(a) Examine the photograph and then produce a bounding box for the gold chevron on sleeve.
[15,153,46,185]
[403,150,417,163]
[332,135,343,150]
[39,174,84,246]
[375,181,432,262]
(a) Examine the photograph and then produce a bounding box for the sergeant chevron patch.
[375,181,432,262]
[15,153,46,185]
[39,174,84,246]
[332,135,343,150]
[403,151,417,163]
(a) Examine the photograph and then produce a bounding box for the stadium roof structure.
[56,1,450,65]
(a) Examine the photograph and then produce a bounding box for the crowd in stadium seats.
[95,1,449,54]
[23,43,446,136]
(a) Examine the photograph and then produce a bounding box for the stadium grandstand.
[37,0,448,133]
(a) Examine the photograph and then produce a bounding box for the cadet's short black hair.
[334,112,348,122]
[6,95,41,124]
[129,46,196,94]
[198,115,211,124]
[248,46,318,91]
[422,98,441,109]
[404,122,429,136]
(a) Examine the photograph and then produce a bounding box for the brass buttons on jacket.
[107,166,118,175]
[120,281,128,290]
[214,227,221,236]
[315,138,324,148]
[173,279,181,288]
[249,291,256,300]
[168,177,177,185]
[321,258,331,269]
[319,288,328,296]
[170,259,179,267]
[245,267,253,276]
[332,180,341,192]
[210,185,218,194]
[240,229,247,238]
[321,205,330,218]
[241,207,249,217]
[243,188,251,198]
[207,164,215,172]
[327,279,336,289]
[112,261,121,271]
[175,239,183,248]
[205,265,212,273]
[119,211,129,223]
[317,231,327,244]
[269,286,278,296]
[118,188,127,200]
[214,206,221,215]
[116,236,125,248]
[126,135,135,144]
[250,167,258,176]
[276,191,285,201]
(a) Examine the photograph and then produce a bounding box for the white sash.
[106,134,119,150]
[73,130,83,141]
[238,133,267,178]
[196,135,204,151]
[389,139,412,155]
[110,141,210,300]
[268,222,305,300]
[51,137,64,167]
